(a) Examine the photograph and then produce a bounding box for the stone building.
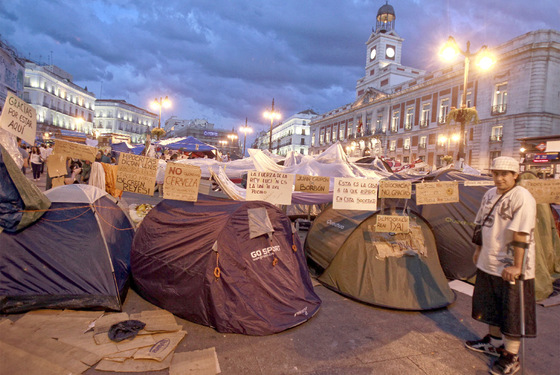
[309,2,560,170]
[23,62,96,139]
[254,109,317,155]
[93,99,157,144]
[0,38,25,106]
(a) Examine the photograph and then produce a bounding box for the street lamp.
[440,36,495,162]
[263,98,281,152]
[151,96,171,129]
[239,118,253,158]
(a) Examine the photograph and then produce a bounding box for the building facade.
[0,38,25,107]
[93,99,157,144]
[23,62,96,139]
[309,3,560,171]
[254,109,317,155]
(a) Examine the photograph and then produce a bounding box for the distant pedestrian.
[29,146,43,181]
[17,138,29,175]
[39,143,48,174]
[465,156,537,375]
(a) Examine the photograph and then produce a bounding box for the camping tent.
[304,206,455,310]
[165,136,216,152]
[0,184,135,313]
[131,195,321,335]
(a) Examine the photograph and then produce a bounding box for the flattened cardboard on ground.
[0,340,70,375]
[0,320,96,373]
[13,309,103,340]
[116,334,156,352]
[103,348,139,363]
[133,330,187,361]
[169,347,221,375]
[58,331,120,358]
[95,350,174,372]
[93,312,130,334]
[129,309,182,333]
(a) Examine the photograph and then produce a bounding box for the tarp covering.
[131,195,321,335]
[164,136,216,152]
[0,185,134,313]
[0,143,51,232]
[305,206,455,310]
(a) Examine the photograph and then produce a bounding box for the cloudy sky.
[1,0,559,144]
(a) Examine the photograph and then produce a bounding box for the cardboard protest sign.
[245,171,293,205]
[46,154,67,177]
[521,179,560,204]
[333,177,378,211]
[0,91,36,145]
[375,215,410,233]
[415,181,459,205]
[378,180,412,199]
[116,153,158,196]
[464,180,495,186]
[294,174,330,194]
[163,163,201,202]
[53,139,97,162]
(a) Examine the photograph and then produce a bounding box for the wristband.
[509,240,529,249]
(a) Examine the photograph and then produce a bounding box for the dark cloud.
[2,0,559,143]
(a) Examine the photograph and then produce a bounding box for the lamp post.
[239,118,253,158]
[263,98,281,153]
[440,36,495,163]
[150,96,171,140]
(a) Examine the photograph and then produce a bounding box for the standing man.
[465,156,537,375]
[17,137,29,175]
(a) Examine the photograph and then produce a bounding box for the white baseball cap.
[489,156,519,173]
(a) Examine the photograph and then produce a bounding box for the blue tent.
[165,136,216,152]
[111,142,134,153]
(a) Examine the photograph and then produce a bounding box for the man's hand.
[502,265,522,282]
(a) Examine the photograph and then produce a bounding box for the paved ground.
[7,170,560,374]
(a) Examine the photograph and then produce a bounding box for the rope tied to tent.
[214,252,221,279]
[21,205,135,230]
[290,222,298,252]
[268,235,279,267]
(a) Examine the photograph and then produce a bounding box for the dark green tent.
[305,207,455,310]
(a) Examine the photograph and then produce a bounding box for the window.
[339,125,345,140]
[492,83,508,114]
[391,110,400,132]
[319,130,324,145]
[421,104,430,127]
[403,156,409,163]
[332,125,338,141]
[325,128,330,143]
[376,115,383,133]
[490,126,503,141]
[301,138,305,145]
[300,148,304,154]
[439,98,450,123]
[405,107,414,130]
[389,140,396,151]
[301,129,306,135]
[419,136,427,148]
[312,131,315,146]
[404,138,410,150]
[366,114,372,135]
[490,150,501,163]
[465,91,473,108]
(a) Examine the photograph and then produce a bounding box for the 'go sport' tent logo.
[250,245,281,261]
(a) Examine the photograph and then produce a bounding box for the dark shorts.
[472,269,537,337]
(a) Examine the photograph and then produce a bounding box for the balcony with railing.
[491,104,507,115]
[419,120,429,128]
[438,116,447,125]
[489,135,503,143]
[404,123,412,131]
[419,143,427,149]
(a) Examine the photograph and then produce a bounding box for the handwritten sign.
[116,153,158,196]
[333,177,378,211]
[52,176,65,188]
[46,153,67,177]
[521,179,560,204]
[378,180,412,199]
[415,181,459,205]
[163,162,201,202]
[294,174,330,194]
[464,180,495,186]
[0,91,36,145]
[246,171,293,205]
[54,139,97,162]
[375,215,410,233]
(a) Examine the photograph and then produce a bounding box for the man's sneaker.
[490,350,520,375]
[465,335,503,357]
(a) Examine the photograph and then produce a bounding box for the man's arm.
[501,231,529,282]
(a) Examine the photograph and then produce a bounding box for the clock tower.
[356,2,423,97]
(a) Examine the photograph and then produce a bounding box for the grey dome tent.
[0,184,134,313]
[131,196,321,335]
[304,206,455,310]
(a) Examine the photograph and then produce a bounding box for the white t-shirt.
[474,186,536,279]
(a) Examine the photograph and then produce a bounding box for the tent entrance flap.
[248,207,274,238]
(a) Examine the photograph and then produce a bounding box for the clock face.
[386,46,395,58]
[370,47,377,60]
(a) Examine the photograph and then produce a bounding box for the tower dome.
[375,2,395,33]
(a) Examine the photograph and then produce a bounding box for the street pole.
[243,117,248,158]
[269,98,275,152]
[458,42,471,162]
